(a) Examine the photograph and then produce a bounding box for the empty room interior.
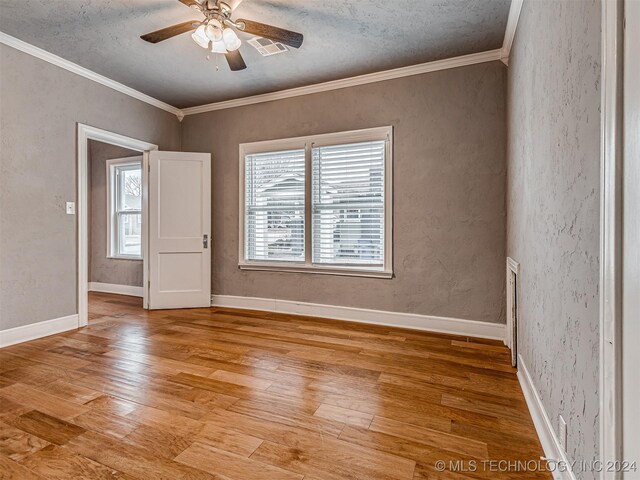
[0,0,638,479]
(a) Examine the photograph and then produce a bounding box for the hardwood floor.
[0,292,550,479]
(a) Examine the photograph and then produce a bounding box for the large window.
[240,127,392,277]
[107,158,142,259]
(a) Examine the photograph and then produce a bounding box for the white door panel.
[148,151,211,309]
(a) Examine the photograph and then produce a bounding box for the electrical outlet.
[559,415,568,451]
[65,202,76,215]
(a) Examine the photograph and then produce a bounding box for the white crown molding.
[89,282,143,298]
[0,31,183,119]
[182,49,503,115]
[0,314,78,348]
[517,355,577,480]
[500,0,524,65]
[211,294,505,340]
[2,29,504,118]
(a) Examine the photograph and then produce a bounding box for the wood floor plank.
[0,292,550,479]
[313,403,374,428]
[196,423,264,457]
[123,424,194,460]
[19,444,127,479]
[124,403,205,438]
[65,430,194,480]
[0,454,46,479]
[369,416,489,458]
[0,346,91,371]
[0,383,89,420]
[208,370,273,390]
[71,409,139,439]
[7,410,85,445]
[25,380,102,405]
[0,421,50,461]
[175,441,303,480]
[250,438,416,480]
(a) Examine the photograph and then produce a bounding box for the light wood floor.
[0,292,549,479]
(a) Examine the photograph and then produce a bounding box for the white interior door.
[148,151,211,309]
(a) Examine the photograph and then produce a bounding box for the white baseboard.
[210,295,505,340]
[89,282,143,297]
[0,314,79,348]
[517,354,577,480]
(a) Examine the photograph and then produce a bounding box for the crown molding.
[181,49,502,116]
[0,31,183,118]
[500,0,524,65]
[1,29,505,118]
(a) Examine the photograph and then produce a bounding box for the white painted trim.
[106,156,144,260]
[182,49,502,115]
[142,151,151,310]
[0,31,182,118]
[622,0,640,474]
[0,315,78,349]
[1,29,504,118]
[505,257,520,361]
[77,124,158,328]
[599,0,623,475]
[89,282,143,298]
[210,295,505,340]
[500,0,524,65]
[506,256,520,274]
[517,355,577,480]
[237,264,393,279]
[1,31,507,118]
[238,126,394,277]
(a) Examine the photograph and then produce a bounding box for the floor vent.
[247,37,289,56]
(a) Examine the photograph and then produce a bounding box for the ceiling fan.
[140,0,303,71]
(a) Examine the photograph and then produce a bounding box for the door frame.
[76,124,158,327]
[621,0,640,472]
[599,0,624,475]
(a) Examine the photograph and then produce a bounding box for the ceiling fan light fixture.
[205,20,223,42]
[211,39,228,54]
[191,24,210,48]
[222,27,241,51]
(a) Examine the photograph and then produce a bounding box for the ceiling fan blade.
[226,0,243,11]
[225,50,247,71]
[237,19,303,48]
[178,0,202,8]
[141,20,202,43]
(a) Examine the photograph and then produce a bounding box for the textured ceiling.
[0,0,511,108]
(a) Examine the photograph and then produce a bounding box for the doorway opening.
[77,124,158,327]
[506,257,520,367]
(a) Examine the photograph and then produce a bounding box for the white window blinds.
[312,140,386,267]
[244,149,305,262]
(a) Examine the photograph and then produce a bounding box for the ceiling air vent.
[247,37,289,57]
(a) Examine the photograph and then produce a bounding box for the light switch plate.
[66,202,76,215]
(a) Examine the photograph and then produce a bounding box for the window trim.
[106,156,143,260]
[238,126,393,278]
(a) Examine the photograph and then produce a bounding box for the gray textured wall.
[506,0,600,474]
[182,61,507,323]
[0,44,181,330]
[88,140,142,288]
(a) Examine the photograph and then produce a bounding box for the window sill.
[107,255,143,261]
[238,263,393,279]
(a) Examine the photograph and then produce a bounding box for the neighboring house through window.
[239,127,392,278]
[107,157,142,259]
